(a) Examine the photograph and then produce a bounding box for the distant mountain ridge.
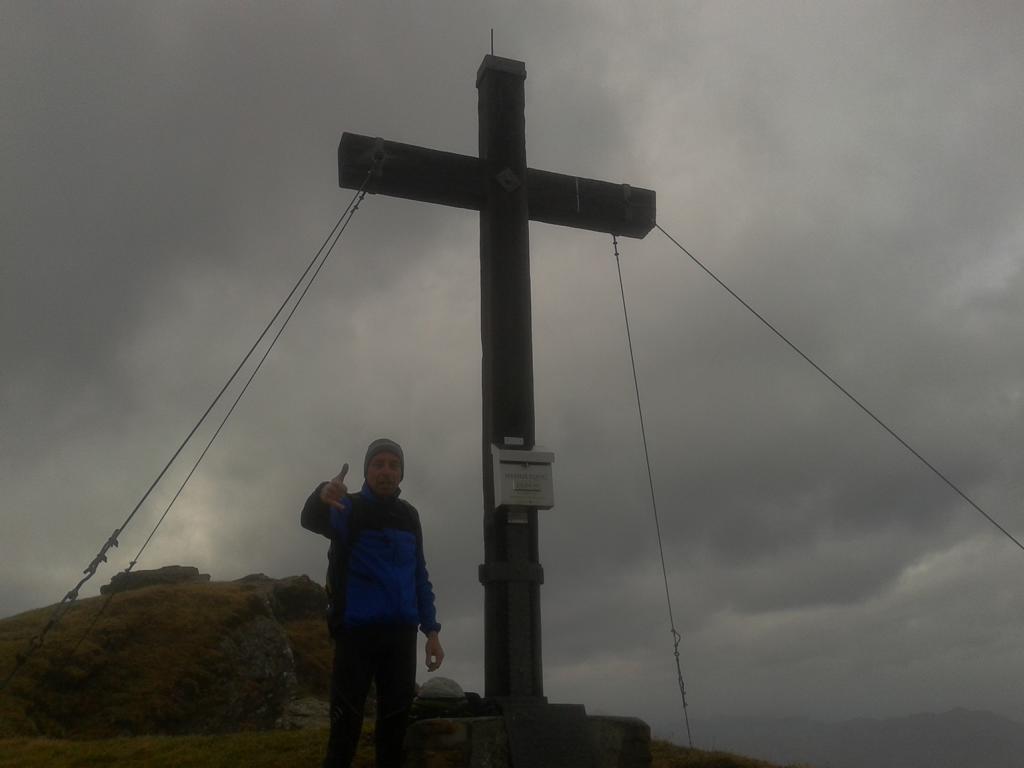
[694,708,1024,768]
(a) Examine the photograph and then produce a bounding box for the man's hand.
[320,463,349,510]
[425,631,444,672]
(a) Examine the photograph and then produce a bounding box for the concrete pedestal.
[402,714,651,768]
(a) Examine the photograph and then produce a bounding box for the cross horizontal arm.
[339,133,481,212]
[339,132,656,238]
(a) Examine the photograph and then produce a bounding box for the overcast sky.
[3,0,1023,741]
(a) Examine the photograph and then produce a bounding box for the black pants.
[324,626,418,768]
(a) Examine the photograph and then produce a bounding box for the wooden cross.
[338,55,655,703]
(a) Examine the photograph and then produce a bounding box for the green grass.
[0,729,342,768]
[0,730,798,768]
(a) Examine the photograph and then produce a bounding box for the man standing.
[301,438,444,768]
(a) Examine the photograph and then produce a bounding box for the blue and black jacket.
[301,481,441,637]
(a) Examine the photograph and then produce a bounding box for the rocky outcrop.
[216,615,298,731]
[270,575,328,622]
[190,576,332,733]
[100,565,211,594]
[2,569,335,738]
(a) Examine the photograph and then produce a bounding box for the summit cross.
[337,54,655,704]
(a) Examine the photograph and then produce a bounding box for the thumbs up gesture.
[320,462,349,510]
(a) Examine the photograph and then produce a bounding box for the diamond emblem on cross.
[495,167,521,192]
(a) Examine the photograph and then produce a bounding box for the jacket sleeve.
[408,504,441,635]
[300,482,332,538]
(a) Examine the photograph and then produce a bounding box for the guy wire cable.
[62,186,371,663]
[654,223,1024,554]
[1,170,376,693]
[612,234,694,749]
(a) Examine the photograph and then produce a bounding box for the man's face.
[366,451,402,497]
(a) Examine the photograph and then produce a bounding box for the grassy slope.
[0,731,333,768]
[0,581,332,737]
[0,730,799,768]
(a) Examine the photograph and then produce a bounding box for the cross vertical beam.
[476,56,544,701]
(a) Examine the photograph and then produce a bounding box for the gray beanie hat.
[364,438,404,479]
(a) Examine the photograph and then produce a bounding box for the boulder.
[270,575,328,621]
[100,565,211,595]
[216,614,298,730]
[411,677,490,720]
[418,677,465,700]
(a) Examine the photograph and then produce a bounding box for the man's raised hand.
[320,462,349,510]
